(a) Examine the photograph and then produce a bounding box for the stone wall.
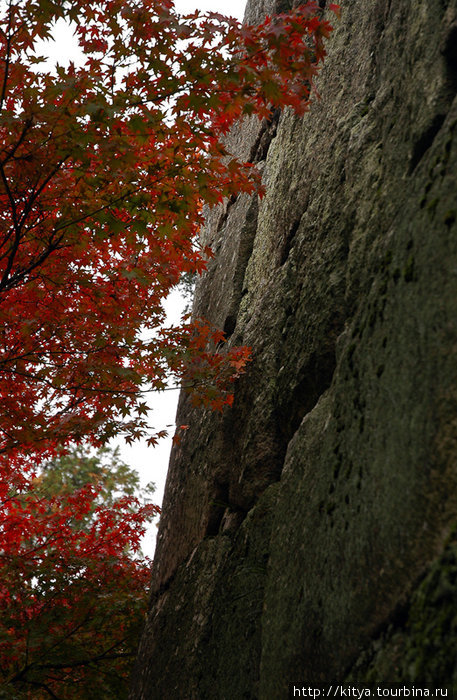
[132,0,457,697]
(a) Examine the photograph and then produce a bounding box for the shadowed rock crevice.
[279,216,301,266]
[275,350,337,446]
[193,107,283,342]
[204,482,230,537]
[442,20,457,92]
[249,109,281,164]
[409,113,447,174]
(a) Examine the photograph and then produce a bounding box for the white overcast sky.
[39,0,247,555]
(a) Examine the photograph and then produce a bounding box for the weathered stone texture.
[132,0,457,697]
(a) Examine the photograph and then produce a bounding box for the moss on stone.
[347,525,457,685]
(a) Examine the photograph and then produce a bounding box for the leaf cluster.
[0,445,159,699]
[0,0,337,465]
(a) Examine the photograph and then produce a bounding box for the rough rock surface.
[132,0,457,697]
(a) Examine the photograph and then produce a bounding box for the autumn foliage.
[0,0,337,695]
[0,0,337,464]
[0,445,159,698]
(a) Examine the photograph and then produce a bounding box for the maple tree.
[0,0,337,468]
[0,444,159,698]
[0,0,338,697]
